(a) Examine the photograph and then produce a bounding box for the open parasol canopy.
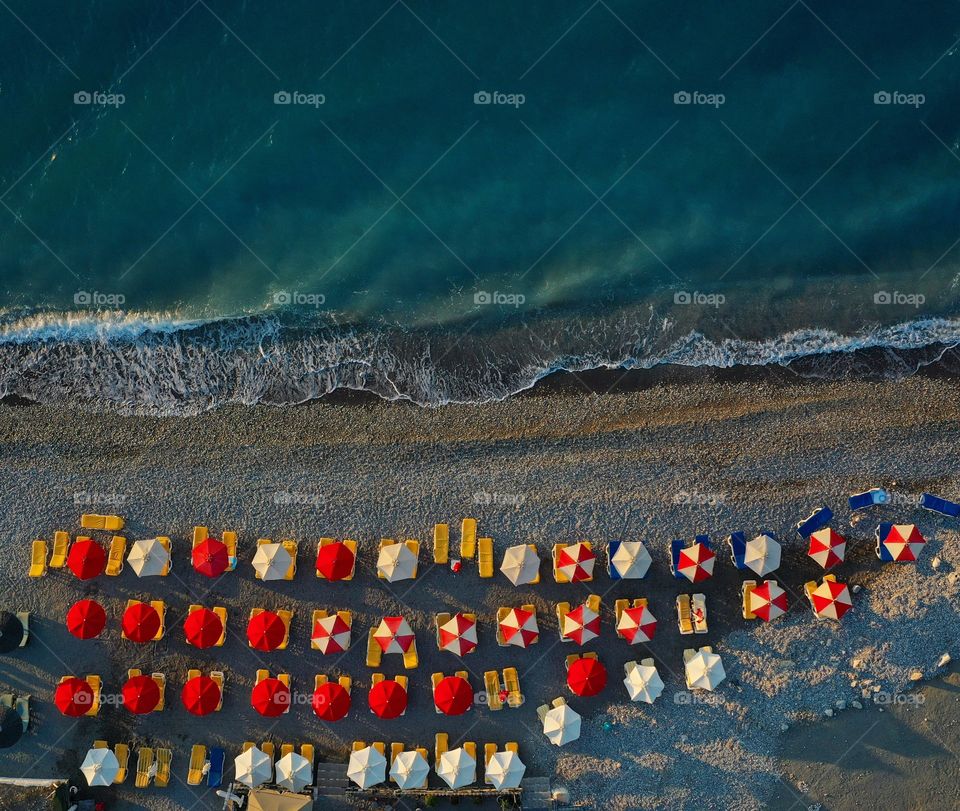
[749,581,788,622]
[556,542,596,581]
[184,607,223,648]
[368,679,407,719]
[312,681,351,721]
[0,706,21,748]
[122,674,160,714]
[810,579,853,620]
[54,677,93,716]
[251,678,290,717]
[498,607,538,648]
[372,616,415,654]
[252,543,292,580]
[66,600,105,641]
[485,750,526,789]
[81,747,119,786]
[623,661,664,704]
[234,746,272,788]
[0,611,25,652]
[181,675,221,716]
[347,745,386,789]
[436,747,477,789]
[562,603,600,645]
[438,613,478,656]
[567,657,607,696]
[616,604,657,644]
[389,749,429,790]
[685,650,726,691]
[311,613,351,654]
[247,610,286,651]
[676,542,715,583]
[500,544,540,585]
[315,541,355,580]
[878,524,926,562]
[376,542,417,582]
[192,537,228,577]
[434,676,473,715]
[127,538,170,577]
[122,601,160,643]
[807,527,846,569]
[67,539,105,580]
[275,751,312,792]
[542,703,581,746]
[609,541,652,579]
[743,534,781,576]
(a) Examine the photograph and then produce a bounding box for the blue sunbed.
[726,532,747,569]
[670,539,685,579]
[795,506,833,538]
[207,746,224,788]
[875,522,895,561]
[849,488,888,511]
[921,493,960,518]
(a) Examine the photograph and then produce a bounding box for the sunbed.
[726,532,747,569]
[484,671,503,711]
[741,580,758,620]
[80,514,124,531]
[431,673,443,713]
[28,540,47,578]
[135,747,153,788]
[105,535,126,576]
[187,745,207,785]
[921,493,960,517]
[16,612,28,646]
[403,638,419,669]
[157,536,172,575]
[210,671,224,710]
[460,518,477,559]
[434,612,452,647]
[366,628,382,667]
[207,747,224,787]
[615,599,629,625]
[484,743,497,783]
[463,741,477,765]
[243,742,255,753]
[49,531,69,568]
[151,673,166,711]
[435,732,448,762]
[692,594,708,633]
[478,537,494,578]
[150,600,166,640]
[503,667,521,708]
[261,742,275,762]
[222,531,238,570]
[676,594,693,635]
[849,488,887,510]
[556,602,571,641]
[14,695,28,731]
[586,594,601,614]
[281,539,298,579]
[433,523,449,564]
[155,748,172,787]
[280,743,294,759]
[389,742,404,782]
[551,543,570,583]
[669,539,685,579]
[505,741,519,755]
[277,609,293,649]
[94,740,109,750]
[795,506,834,538]
[85,675,101,716]
[115,743,129,783]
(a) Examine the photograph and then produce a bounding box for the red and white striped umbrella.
[749,581,788,622]
[807,528,846,569]
[562,603,600,645]
[879,524,926,562]
[557,543,596,581]
[372,616,415,654]
[311,614,352,655]
[810,579,853,620]
[616,605,657,644]
[676,542,715,583]
[498,608,538,648]
[439,613,478,656]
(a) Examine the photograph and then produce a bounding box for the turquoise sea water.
[2,1,960,410]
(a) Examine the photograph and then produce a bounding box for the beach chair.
[460,518,477,559]
[431,672,444,714]
[278,672,291,690]
[692,594,708,633]
[478,537,494,578]
[504,667,521,708]
[135,747,153,788]
[280,743,294,759]
[50,531,70,568]
[155,748,172,787]
[366,628,383,667]
[484,671,504,711]
[192,526,208,548]
[614,599,629,625]
[315,674,328,689]
[676,594,693,635]
[15,612,28,646]
[187,745,207,785]
[495,608,510,646]
[152,673,166,711]
[463,741,477,766]
[373,741,386,756]
[28,541,47,578]
[849,488,887,511]
[128,668,142,680]
[341,539,358,579]
[150,600,166,640]
[261,742,275,762]
[669,539,685,579]
[536,703,549,722]
[435,732,448,762]
[389,742,404,782]
[275,609,293,650]
[156,536,172,575]
[371,673,385,687]
[556,602,571,641]
[394,675,408,697]
[551,543,570,583]
[403,638,419,669]
[351,741,366,752]
[484,743,497,783]
[281,539,298,579]
[433,523,449,564]
[210,671,224,710]
[0,695,10,712]
[741,580,758,620]
[586,594,601,614]
[434,612,452,647]
[315,538,334,578]
[726,532,747,570]
[921,493,960,518]
[14,695,28,731]
[83,514,125,531]
[223,530,238,570]
[85,675,101,716]
[311,609,328,648]
[93,740,109,751]
[207,747,224,788]
[105,535,126,576]
[243,742,254,753]
[415,746,429,786]
[114,743,129,784]
[300,743,315,766]
[187,667,201,683]
[795,506,834,538]
[805,575,835,617]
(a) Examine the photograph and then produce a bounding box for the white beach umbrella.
[542,703,581,746]
[485,750,526,789]
[252,543,293,581]
[500,544,540,585]
[744,534,781,576]
[275,751,312,792]
[234,746,273,788]
[389,749,429,790]
[126,538,170,577]
[623,661,664,704]
[81,747,119,786]
[684,650,726,691]
[347,745,387,789]
[377,542,418,582]
[610,541,652,579]
[436,746,477,789]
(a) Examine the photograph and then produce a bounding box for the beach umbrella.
[127,538,170,578]
[616,604,657,644]
[368,679,407,719]
[485,750,526,790]
[498,607,539,648]
[251,677,290,717]
[372,616,415,654]
[81,747,119,786]
[562,603,600,645]
[67,539,105,580]
[434,676,473,715]
[121,601,161,643]
[500,544,540,585]
[744,534,781,577]
[184,607,223,648]
[181,675,221,716]
[542,703,581,746]
[312,681,351,721]
[310,613,351,654]
[749,581,788,622]
[122,674,160,714]
[685,650,726,691]
[567,657,607,697]
[65,600,106,640]
[810,579,853,620]
[315,541,355,580]
[676,542,715,583]
[438,613,478,656]
[0,706,22,748]
[246,610,287,651]
[234,746,272,788]
[0,611,25,652]
[275,751,312,792]
[556,542,596,581]
[252,542,292,581]
[437,746,477,789]
[623,661,664,704]
[610,541,652,579]
[879,524,926,562]
[347,745,386,789]
[389,749,429,790]
[376,542,417,582]
[192,536,228,577]
[807,528,846,569]
[54,677,94,716]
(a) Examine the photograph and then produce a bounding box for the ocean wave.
[0,308,958,413]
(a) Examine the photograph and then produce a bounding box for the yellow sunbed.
[742,580,757,620]
[484,671,503,711]
[435,732,448,762]
[366,628,382,667]
[300,743,315,764]
[114,743,129,784]
[81,514,124,531]
[586,594,601,614]
[460,518,477,559]
[261,742,275,762]
[615,599,629,625]
[478,536,494,578]
[28,540,47,578]
[433,523,449,564]
[187,744,206,785]
[135,747,153,788]
[93,740,107,749]
[552,543,570,583]
[556,602,571,641]
[434,612,452,647]
[155,748,171,787]
[156,536,171,575]
[281,539,298,579]
[280,743,294,758]
[50,532,69,568]
[85,675,101,716]
[105,535,126,576]
[150,600,166,640]
[151,673,165,711]
[504,667,522,708]
[223,531,238,570]
[402,638,419,669]
[213,606,227,646]
[277,609,293,649]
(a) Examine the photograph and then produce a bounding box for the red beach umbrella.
[66,599,106,640]
[181,675,221,716]
[192,537,229,578]
[311,614,351,655]
[438,613,478,656]
[312,681,351,721]
[316,541,356,581]
[54,677,94,717]
[749,581,789,622]
[121,601,161,643]
[246,610,286,651]
[676,542,715,583]
[878,524,926,562]
[616,605,657,644]
[368,679,407,719]
[807,528,846,569]
[122,675,160,714]
[810,579,853,621]
[498,607,539,648]
[556,542,596,581]
[433,676,473,716]
[184,608,223,649]
[67,539,106,580]
[562,603,601,645]
[371,616,415,654]
[251,678,290,717]
[567,657,607,697]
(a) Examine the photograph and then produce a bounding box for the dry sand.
[0,378,958,810]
